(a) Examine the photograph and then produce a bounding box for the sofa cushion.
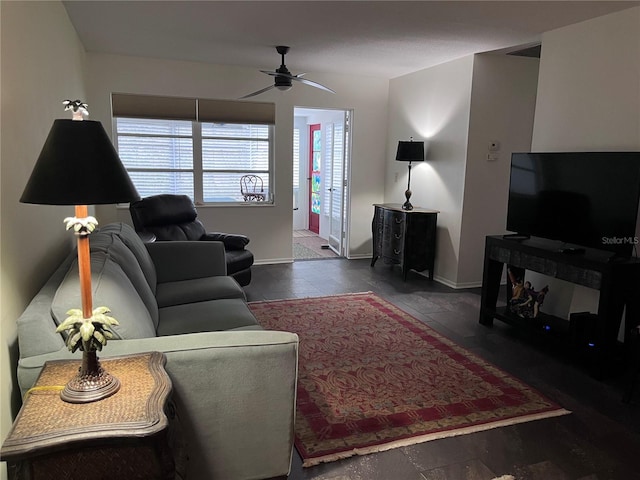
[227,325,265,331]
[157,299,258,336]
[16,254,75,358]
[97,223,158,295]
[156,276,246,308]
[52,251,157,340]
[89,232,159,328]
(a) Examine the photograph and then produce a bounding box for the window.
[116,118,194,198]
[112,94,275,204]
[201,123,271,202]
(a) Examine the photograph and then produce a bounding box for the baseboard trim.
[253,258,293,265]
[346,253,371,260]
[432,275,482,290]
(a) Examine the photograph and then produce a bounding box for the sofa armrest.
[202,232,250,250]
[145,240,227,282]
[18,330,299,480]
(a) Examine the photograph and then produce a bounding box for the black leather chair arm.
[202,232,250,250]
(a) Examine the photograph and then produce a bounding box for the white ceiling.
[63,1,638,79]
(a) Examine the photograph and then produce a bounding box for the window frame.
[113,116,275,206]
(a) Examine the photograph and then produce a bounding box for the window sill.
[117,201,275,209]
[195,201,275,208]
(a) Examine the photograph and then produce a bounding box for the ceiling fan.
[240,46,335,99]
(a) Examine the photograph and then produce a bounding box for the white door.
[326,111,349,255]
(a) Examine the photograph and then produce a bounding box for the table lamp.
[20,100,140,403]
[395,138,425,210]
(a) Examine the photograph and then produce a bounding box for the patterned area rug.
[249,292,570,467]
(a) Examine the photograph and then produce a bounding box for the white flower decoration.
[63,216,98,235]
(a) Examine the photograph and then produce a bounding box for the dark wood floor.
[244,258,640,480]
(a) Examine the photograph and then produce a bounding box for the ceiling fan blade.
[291,76,336,94]
[262,71,309,80]
[239,84,276,99]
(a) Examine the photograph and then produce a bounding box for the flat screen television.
[506,151,640,257]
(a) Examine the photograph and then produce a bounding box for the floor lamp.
[20,101,140,403]
[395,138,425,210]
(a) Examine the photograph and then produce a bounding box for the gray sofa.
[15,222,299,480]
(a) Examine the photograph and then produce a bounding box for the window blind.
[198,98,275,125]
[112,93,196,120]
[112,93,275,125]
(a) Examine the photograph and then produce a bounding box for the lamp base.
[402,189,414,211]
[60,351,120,403]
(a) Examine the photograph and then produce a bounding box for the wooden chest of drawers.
[371,204,438,280]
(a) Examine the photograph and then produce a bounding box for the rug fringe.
[301,408,571,467]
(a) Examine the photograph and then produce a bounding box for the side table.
[1,352,180,480]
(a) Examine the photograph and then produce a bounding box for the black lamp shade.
[20,119,140,205]
[395,141,425,162]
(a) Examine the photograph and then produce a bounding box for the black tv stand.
[502,233,530,241]
[558,246,585,254]
[480,235,640,378]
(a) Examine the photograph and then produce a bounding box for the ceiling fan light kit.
[241,46,335,99]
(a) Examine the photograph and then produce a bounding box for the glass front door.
[308,124,321,234]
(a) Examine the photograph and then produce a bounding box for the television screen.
[506,152,640,256]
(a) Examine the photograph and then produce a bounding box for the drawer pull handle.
[394,249,401,255]
[394,234,402,239]
[395,218,403,224]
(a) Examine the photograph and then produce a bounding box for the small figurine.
[508,268,549,318]
[63,99,88,120]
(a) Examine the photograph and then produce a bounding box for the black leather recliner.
[129,194,253,286]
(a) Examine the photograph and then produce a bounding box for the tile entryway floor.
[293,230,339,260]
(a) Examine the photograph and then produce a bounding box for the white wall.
[0,2,86,477]
[386,56,474,285]
[529,6,640,319]
[386,53,539,287]
[458,53,539,287]
[533,7,640,151]
[85,53,389,262]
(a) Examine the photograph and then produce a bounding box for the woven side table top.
[0,351,171,461]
